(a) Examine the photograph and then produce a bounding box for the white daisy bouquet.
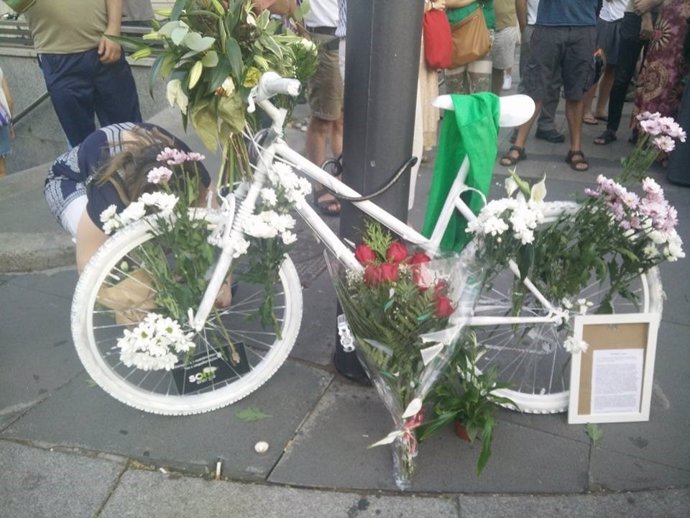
[467,173,684,319]
[98,152,311,371]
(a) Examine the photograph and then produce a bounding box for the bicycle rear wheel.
[465,203,664,414]
[71,213,303,415]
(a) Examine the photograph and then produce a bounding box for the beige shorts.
[492,25,519,70]
[308,33,343,121]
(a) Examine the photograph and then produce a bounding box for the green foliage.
[417,332,515,476]
[333,222,454,415]
[132,168,217,323]
[128,0,318,183]
[584,423,604,445]
[236,406,272,422]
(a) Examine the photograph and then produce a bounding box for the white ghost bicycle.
[71,72,663,415]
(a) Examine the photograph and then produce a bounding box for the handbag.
[0,103,10,127]
[423,9,453,70]
[450,7,491,68]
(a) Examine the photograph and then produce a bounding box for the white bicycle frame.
[188,73,563,332]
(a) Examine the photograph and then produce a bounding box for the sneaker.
[502,74,512,91]
[535,128,566,143]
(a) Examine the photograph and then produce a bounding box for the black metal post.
[334,0,424,381]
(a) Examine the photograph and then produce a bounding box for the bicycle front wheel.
[71,214,303,415]
[465,203,664,414]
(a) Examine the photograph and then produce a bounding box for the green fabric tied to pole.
[422,93,500,252]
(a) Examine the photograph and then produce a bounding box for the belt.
[308,26,336,36]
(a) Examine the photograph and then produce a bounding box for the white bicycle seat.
[432,94,535,128]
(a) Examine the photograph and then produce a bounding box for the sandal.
[499,145,526,167]
[565,150,589,172]
[594,129,617,145]
[313,187,341,216]
[583,114,598,125]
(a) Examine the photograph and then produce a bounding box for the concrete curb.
[0,232,74,273]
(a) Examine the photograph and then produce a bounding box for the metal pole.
[334,0,424,381]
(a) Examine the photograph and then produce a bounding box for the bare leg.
[305,115,340,214]
[594,65,615,119]
[582,81,598,124]
[0,156,6,177]
[491,68,504,96]
[330,111,344,158]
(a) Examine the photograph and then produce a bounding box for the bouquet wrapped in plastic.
[329,222,479,489]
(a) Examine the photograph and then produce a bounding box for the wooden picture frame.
[568,313,661,424]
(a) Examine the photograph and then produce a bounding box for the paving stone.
[269,380,589,493]
[102,469,459,518]
[457,488,690,518]
[2,361,332,479]
[0,440,124,518]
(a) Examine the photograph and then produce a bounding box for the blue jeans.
[38,49,142,146]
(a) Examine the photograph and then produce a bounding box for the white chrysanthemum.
[483,215,510,236]
[102,217,122,235]
[663,232,685,261]
[117,313,195,371]
[100,204,118,224]
[120,201,146,224]
[563,337,588,354]
[576,298,593,315]
[270,162,294,185]
[230,235,250,258]
[281,230,297,245]
[261,188,278,207]
[643,243,660,259]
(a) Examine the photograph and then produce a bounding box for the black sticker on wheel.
[172,343,250,395]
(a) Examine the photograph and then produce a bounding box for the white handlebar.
[433,94,535,128]
[254,71,301,103]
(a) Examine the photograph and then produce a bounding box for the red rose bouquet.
[329,221,479,489]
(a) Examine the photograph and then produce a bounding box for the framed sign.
[568,313,661,424]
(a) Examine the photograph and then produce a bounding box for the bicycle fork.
[187,158,272,332]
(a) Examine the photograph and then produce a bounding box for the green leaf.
[225,38,243,78]
[517,244,534,280]
[584,423,603,444]
[236,406,272,422]
[170,0,186,21]
[107,34,151,51]
[148,53,168,96]
[208,55,231,92]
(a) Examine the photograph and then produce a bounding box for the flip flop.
[594,129,617,145]
[583,114,598,125]
[313,188,341,216]
[499,145,526,167]
[565,150,589,172]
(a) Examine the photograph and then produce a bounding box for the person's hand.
[633,0,660,15]
[98,36,122,64]
[640,13,654,40]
